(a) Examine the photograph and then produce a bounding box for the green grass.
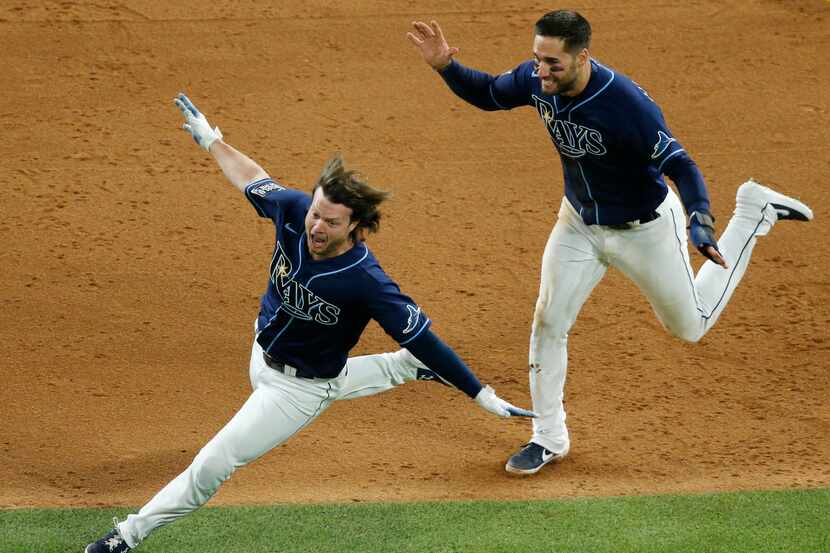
[1,488,827,553]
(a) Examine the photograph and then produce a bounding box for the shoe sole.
[770,202,811,221]
[504,453,566,475]
[739,179,814,221]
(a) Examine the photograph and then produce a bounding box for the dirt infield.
[1,1,828,509]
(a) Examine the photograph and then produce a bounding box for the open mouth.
[310,235,327,249]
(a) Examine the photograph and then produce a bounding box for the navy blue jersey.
[440,58,710,224]
[244,177,431,378]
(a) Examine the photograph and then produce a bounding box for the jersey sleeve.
[662,152,710,214]
[439,59,533,111]
[363,270,432,346]
[489,60,536,109]
[624,85,679,163]
[624,86,711,213]
[244,177,310,221]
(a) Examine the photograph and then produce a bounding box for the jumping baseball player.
[83,93,534,553]
[407,10,813,475]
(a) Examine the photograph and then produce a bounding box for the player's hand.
[475,385,537,418]
[688,210,728,268]
[406,20,459,71]
[174,92,223,151]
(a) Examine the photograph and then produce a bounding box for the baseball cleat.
[737,179,813,222]
[84,518,131,553]
[505,442,567,475]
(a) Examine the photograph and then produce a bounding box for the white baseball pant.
[116,340,424,548]
[528,184,778,454]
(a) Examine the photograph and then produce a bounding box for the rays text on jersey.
[270,244,341,325]
[532,96,606,159]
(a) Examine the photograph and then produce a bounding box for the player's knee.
[382,349,423,383]
[394,348,423,370]
[532,304,571,339]
[191,447,234,493]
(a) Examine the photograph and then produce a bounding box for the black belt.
[606,210,660,230]
[262,352,316,379]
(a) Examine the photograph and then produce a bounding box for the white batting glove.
[475,385,537,418]
[174,92,223,151]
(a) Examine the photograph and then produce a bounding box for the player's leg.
[693,179,812,332]
[113,342,337,548]
[337,348,426,400]
[615,184,812,342]
[607,190,706,341]
[507,198,608,474]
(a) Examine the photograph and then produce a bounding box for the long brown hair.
[312,154,391,242]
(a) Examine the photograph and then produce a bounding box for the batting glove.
[688,210,721,262]
[174,92,223,151]
[475,385,537,418]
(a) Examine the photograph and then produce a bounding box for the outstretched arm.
[406,330,536,418]
[407,20,526,111]
[174,93,269,192]
[209,141,270,193]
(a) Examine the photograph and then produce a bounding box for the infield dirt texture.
[1,1,828,510]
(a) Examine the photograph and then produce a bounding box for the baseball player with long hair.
[83,93,534,553]
[407,10,813,475]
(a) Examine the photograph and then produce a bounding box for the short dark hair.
[312,154,390,241]
[534,10,591,53]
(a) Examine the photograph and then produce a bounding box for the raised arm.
[407,20,527,111]
[174,93,269,192]
[406,20,459,70]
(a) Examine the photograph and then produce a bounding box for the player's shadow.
[59,447,197,498]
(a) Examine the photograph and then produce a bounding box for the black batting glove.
[688,210,721,262]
